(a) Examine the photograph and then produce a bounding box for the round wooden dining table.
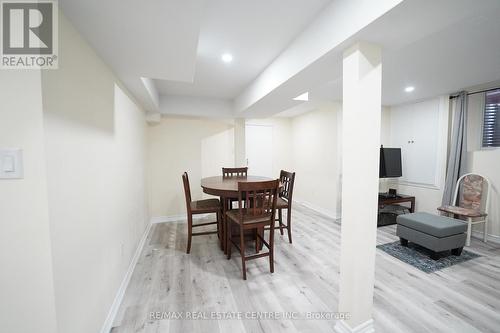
[201,175,273,253]
[201,175,273,198]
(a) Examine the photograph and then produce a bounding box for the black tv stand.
[378,194,415,212]
[378,193,416,227]
[379,192,399,199]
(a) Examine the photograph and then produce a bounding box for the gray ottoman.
[396,212,467,260]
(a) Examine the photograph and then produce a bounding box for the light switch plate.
[0,148,23,179]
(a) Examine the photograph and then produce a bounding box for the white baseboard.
[334,319,374,333]
[293,199,339,220]
[99,221,152,333]
[471,230,500,244]
[151,213,211,224]
[153,204,339,225]
[151,214,185,224]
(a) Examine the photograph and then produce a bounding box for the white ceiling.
[60,0,500,118]
[347,0,500,105]
[60,0,206,111]
[60,0,204,81]
[266,0,500,117]
[154,0,331,99]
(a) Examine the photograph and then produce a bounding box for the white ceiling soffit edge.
[159,95,234,118]
[234,0,404,114]
[146,112,161,125]
[119,76,160,113]
[274,101,320,118]
[59,0,205,113]
[141,78,160,109]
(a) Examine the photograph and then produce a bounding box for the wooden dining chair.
[226,179,280,280]
[273,170,296,243]
[222,167,248,178]
[182,172,222,254]
[222,167,248,209]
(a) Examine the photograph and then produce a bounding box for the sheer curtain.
[442,92,468,206]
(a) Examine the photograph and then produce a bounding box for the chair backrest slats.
[237,179,279,221]
[279,170,296,203]
[222,167,248,178]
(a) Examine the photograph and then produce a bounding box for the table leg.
[218,202,223,251]
[221,197,228,254]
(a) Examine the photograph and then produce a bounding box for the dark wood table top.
[378,193,415,213]
[201,175,273,198]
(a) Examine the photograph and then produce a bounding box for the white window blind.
[482,89,500,148]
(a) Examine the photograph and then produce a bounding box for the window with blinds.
[482,89,500,148]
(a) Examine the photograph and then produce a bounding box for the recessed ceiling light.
[293,92,309,101]
[221,53,233,63]
[405,86,415,93]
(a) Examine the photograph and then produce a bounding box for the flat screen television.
[379,147,402,178]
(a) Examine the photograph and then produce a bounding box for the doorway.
[245,124,273,177]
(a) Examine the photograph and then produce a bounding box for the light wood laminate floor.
[112,204,500,333]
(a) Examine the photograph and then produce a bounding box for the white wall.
[467,93,500,237]
[0,71,58,333]
[160,95,234,118]
[148,116,236,218]
[148,108,341,220]
[41,13,149,333]
[290,103,341,218]
[379,107,392,193]
[383,97,449,213]
[149,92,497,236]
[234,118,246,166]
[467,93,485,152]
[383,93,500,239]
[380,106,392,146]
[246,118,293,178]
[469,151,500,237]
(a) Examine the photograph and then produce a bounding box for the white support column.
[234,118,246,167]
[335,42,382,333]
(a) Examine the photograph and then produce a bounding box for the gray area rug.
[377,241,481,273]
